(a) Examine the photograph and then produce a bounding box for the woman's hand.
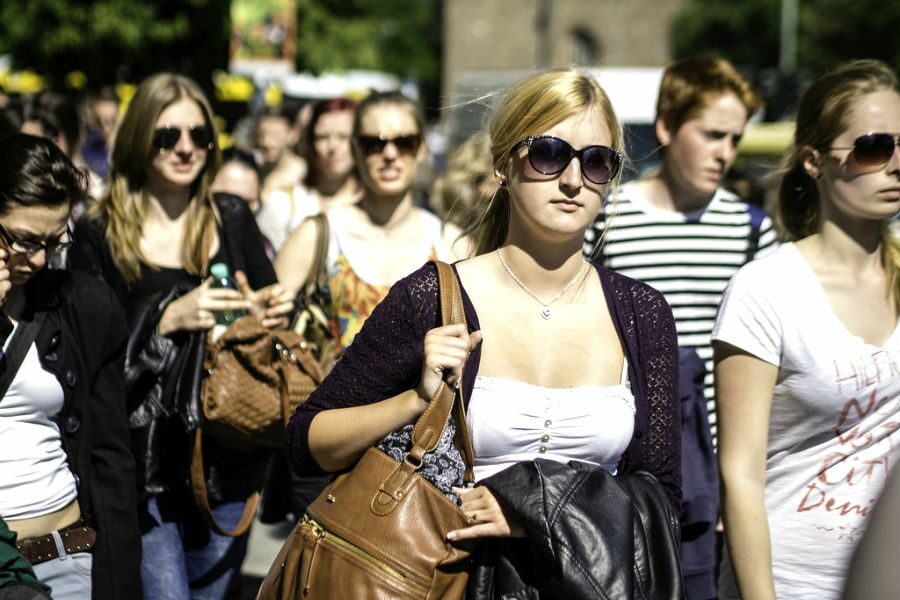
[158,278,250,336]
[447,486,524,541]
[234,271,294,329]
[416,324,482,407]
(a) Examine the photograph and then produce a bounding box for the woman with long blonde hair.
[714,59,900,600]
[70,73,292,599]
[285,68,681,597]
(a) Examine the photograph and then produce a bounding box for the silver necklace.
[497,249,588,320]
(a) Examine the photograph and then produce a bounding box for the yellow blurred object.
[214,72,254,102]
[66,71,87,90]
[1,70,48,94]
[218,132,234,150]
[116,83,137,115]
[264,83,282,106]
[738,121,795,156]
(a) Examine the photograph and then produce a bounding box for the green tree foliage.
[0,0,231,87]
[671,0,900,118]
[672,0,900,71]
[295,0,441,111]
[0,0,442,113]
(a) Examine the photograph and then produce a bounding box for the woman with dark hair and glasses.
[257,98,361,251]
[68,73,292,599]
[0,133,141,599]
[285,69,681,597]
[714,59,900,600]
[275,91,466,351]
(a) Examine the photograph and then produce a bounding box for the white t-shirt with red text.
[713,243,900,600]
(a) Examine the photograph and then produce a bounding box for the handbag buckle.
[401,451,424,471]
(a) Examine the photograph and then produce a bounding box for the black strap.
[0,314,45,400]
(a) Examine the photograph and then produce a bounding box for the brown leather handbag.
[257,261,477,600]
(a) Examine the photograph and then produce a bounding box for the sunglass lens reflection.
[853,133,897,167]
[528,138,618,184]
[153,128,181,150]
[189,127,213,148]
[153,126,213,150]
[582,147,617,184]
[358,135,420,155]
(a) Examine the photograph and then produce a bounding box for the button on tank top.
[467,362,635,481]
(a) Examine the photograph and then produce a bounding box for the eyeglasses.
[152,125,214,151]
[512,135,623,185]
[355,134,421,156]
[827,132,900,171]
[0,222,73,257]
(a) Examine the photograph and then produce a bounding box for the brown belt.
[16,521,97,566]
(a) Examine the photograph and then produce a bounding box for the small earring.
[498,179,508,187]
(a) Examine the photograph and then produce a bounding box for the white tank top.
[467,362,636,481]
[0,339,77,520]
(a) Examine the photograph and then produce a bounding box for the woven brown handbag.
[189,212,325,537]
[191,318,324,537]
[256,261,477,600]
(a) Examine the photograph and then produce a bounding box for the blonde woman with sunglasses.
[275,91,466,351]
[69,73,292,599]
[285,68,682,598]
[714,60,900,600]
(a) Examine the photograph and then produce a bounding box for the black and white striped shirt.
[584,185,777,438]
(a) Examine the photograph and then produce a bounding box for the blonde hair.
[92,73,221,286]
[430,132,493,227]
[461,68,624,256]
[776,59,900,307]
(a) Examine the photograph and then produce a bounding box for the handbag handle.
[372,261,475,514]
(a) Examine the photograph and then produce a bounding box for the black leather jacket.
[467,459,683,600]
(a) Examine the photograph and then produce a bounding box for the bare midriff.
[6,499,82,539]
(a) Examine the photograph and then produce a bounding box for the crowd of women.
[0,54,896,600]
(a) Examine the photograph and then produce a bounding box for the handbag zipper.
[302,516,410,586]
[301,521,325,596]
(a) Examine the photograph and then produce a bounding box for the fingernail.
[446,532,457,541]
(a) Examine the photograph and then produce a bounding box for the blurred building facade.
[443,0,688,98]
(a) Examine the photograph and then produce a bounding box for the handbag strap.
[410,261,475,479]
[199,201,218,279]
[190,429,261,537]
[373,261,475,513]
[304,213,330,296]
[0,314,44,401]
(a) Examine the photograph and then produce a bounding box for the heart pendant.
[540,306,552,319]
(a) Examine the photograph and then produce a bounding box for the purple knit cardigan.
[287,262,682,510]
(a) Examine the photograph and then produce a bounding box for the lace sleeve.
[633,283,682,512]
[286,264,440,476]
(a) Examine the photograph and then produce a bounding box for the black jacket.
[467,459,682,600]
[25,269,141,600]
[69,194,276,499]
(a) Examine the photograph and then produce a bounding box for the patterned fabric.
[377,418,465,503]
[287,262,682,511]
[328,254,391,348]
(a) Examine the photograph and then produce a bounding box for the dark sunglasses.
[512,135,623,185]
[152,125,214,151]
[827,132,900,171]
[0,222,73,257]
[355,134,421,156]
